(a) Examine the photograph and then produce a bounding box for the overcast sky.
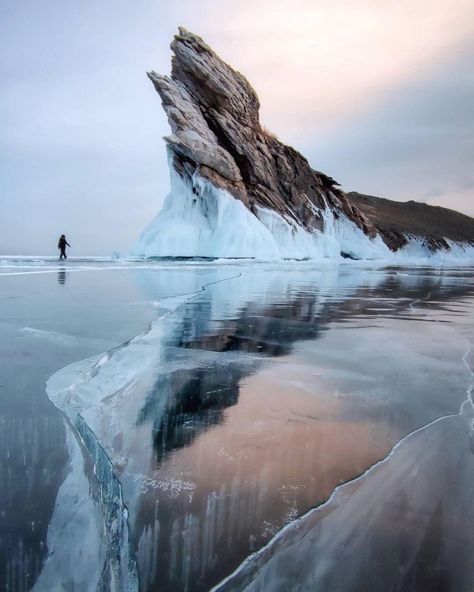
[1,0,473,255]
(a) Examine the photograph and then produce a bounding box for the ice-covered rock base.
[133,169,474,264]
[132,169,388,261]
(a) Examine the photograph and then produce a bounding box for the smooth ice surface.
[1,258,474,592]
[132,168,474,263]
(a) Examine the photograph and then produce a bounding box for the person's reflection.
[57,269,67,285]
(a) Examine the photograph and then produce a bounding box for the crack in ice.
[211,405,462,591]
[408,289,431,312]
[460,338,474,418]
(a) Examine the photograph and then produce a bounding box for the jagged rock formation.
[147,27,375,238]
[137,27,474,260]
[348,192,474,251]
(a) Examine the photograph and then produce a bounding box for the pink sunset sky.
[1,0,473,254]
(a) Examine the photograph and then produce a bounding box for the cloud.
[422,189,445,200]
[205,0,474,131]
[294,40,474,216]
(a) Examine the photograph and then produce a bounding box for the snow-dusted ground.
[1,259,474,591]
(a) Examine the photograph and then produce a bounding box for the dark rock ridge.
[147,28,376,239]
[348,192,474,251]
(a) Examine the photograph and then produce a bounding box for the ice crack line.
[212,405,460,591]
[154,271,244,305]
[407,288,473,417]
[73,414,138,591]
[408,289,431,312]
[408,288,473,415]
[460,338,474,417]
[85,271,244,378]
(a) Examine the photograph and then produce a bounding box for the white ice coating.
[133,170,278,259]
[37,411,139,592]
[33,427,107,592]
[133,167,474,263]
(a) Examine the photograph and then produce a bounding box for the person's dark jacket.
[58,237,70,249]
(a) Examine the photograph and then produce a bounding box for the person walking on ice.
[58,234,71,259]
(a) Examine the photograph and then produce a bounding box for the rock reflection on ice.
[42,263,474,591]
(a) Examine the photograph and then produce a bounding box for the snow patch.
[397,237,474,264]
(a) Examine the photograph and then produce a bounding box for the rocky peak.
[171,28,260,128]
[147,27,376,238]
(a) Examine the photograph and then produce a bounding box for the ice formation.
[134,169,474,263]
[134,169,281,260]
[33,428,107,592]
[46,356,140,592]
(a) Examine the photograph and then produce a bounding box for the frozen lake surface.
[1,258,473,591]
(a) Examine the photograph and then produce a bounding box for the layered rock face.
[147,27,375,239]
